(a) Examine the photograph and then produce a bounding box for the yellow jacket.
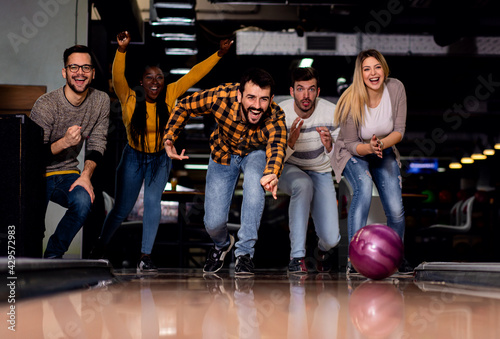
[112,50,221,153]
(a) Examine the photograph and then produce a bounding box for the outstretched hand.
[217,39,234,57]
[288,117,304,149]
[164,139,189,160]
[316,126,333,153]
[117,31,130,53]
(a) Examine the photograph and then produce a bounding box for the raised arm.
[165,39,233,104]
[112,31,134,105]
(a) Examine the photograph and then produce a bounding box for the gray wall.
[0,0,88,92]
[1,0,89,258]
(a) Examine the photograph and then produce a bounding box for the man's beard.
[242,105,264,125]
[67,77,91,94]
[295,98,315,113]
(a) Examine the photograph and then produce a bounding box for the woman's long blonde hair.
[334,49,390,127]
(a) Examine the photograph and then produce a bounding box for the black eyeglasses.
[66,64,93,73]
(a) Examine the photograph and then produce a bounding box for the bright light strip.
[299,58,314,68]
[152,18,194,25]
[460,157,474,164]
[165,48,198,55]
[483,148,495,156]
[184,164,208,170]
[170,68,190,75]
[154,3,192,9]
[155,34,196,41]
[471,153,487,160]
[495,143,500,150]
[449,162,462,169]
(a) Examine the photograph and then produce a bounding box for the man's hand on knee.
[69,176,95,203]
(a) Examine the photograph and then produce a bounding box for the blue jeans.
[343,148,405,243]
[204,150,266,258]
[44,173,92,258]
[100,145,171,254]
[278,164,341,258]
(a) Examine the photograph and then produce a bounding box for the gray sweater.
[30,86,110,174]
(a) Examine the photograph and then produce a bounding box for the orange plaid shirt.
[164,83,287,177]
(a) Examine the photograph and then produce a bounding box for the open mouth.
[148,86,161,96]
[247,107,263,122]
[369,77,380,84]
[301,99,311,107]
[73,77,87,86]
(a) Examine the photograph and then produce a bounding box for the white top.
[360,85,393,141]
[279,97,339,172]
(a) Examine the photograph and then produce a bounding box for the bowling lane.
[3,263,500,338]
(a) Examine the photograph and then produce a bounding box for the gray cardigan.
[331,78,407,183]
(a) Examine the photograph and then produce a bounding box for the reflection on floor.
[3,259,500,338]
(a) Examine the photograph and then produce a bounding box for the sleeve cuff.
[85,150,103,166]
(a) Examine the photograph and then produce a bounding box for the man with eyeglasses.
[30,45,110,258]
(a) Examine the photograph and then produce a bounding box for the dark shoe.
[316,250,332,273]
[397,258,415,275]
[235,254,255,276]
[137,255,158,273]
[235,277,255,293]
[288,257,308,274]
[203,234,235,273]
[89,239,106,259]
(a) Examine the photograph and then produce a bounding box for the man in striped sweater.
[278,67,340,274]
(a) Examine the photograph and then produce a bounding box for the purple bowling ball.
[349,224,404,280]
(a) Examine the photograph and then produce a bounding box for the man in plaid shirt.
[164,68,287,275]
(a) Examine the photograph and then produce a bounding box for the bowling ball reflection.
[349,281,404,338]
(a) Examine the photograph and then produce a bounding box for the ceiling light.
[483,148,495,156]
[449,157,462,169]
[299,58,314,67]
[471,152,487,160]
[460,155,474,164]
[184,164,208,170]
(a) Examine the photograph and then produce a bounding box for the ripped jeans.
[343,147,405,243]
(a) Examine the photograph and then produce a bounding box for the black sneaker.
[89,238,106,259]
[235,254,255,276]
[288,257,308,275]
[203,234,235,273]
[137,255,158,273]
[397,258,415,276]
[316,250,332,273]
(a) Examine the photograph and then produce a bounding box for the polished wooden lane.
[2,260,500,338]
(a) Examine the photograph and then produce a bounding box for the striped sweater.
[279,98,338,173]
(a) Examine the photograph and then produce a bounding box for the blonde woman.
[332,49,412,275]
